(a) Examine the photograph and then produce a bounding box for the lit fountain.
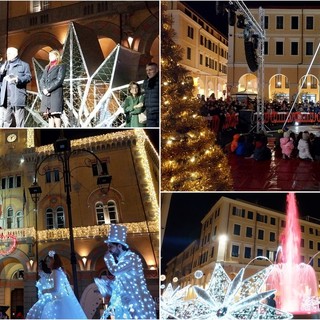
[267,193,319,316]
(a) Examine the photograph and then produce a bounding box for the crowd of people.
[0,47,159,128]
[229,129,320,162]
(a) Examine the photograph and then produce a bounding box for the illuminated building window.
[306,16,314,30]
[187,26,194,39]
[246,227,253,238]
[92,162,108,176]
[257,248,263,257]
[6,208,13,229]
[309,240,314,250]
[276,16,284,29]
[46,207,65,229]
[291,16,299,29]
[244,247,251,259]
[306,42,313,56]
[1,176,22,189]
[270,232,275,242]
[231,245,239,257]
[258,229,264,240]
[187,47,191,60]
[45,169,60,183]
[264,16,269,29]
[95,201,119,225]
[30,1,50,13]
[16,211,23,228]
[12,270,24,280]
[8,176,14,189]
[233,224,241,236]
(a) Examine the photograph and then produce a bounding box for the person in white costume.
[26,260,52,319]
[99,224,156,319]
[41,250,87,319]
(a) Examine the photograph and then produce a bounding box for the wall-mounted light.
[82,257,87,267]
[128,36,134,48]
[30,259,34,267]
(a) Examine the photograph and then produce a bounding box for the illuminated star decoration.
[161,263,293,319]
[27,21,142,127]
[160,283,191,319]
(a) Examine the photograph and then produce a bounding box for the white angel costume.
[41,268,87,319]
[26,271,52,319]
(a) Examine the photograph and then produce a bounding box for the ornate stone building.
[0,129,159,318]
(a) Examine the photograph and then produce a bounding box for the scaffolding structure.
[230,1,266,133]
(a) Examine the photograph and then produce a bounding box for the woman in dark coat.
[40,50,66,127]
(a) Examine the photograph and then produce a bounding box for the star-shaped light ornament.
[161,263,293,319]
[26,22,142,127]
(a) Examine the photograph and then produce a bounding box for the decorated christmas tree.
[161,6,233,191]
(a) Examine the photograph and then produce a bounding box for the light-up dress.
[41,267,87,319]
[102,250,156,319]
[26,271,52,319]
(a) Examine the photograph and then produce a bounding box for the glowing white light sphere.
[160,274,166,282]
[172,277,178,283]
[194,270,204,279]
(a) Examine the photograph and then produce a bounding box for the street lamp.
[29,135,112,299]
[28,181,42,274]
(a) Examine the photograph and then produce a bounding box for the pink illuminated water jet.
[267,193,319,315]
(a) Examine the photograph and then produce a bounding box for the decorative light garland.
[0,234,17,255]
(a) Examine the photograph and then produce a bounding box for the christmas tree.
[161,5,233,191]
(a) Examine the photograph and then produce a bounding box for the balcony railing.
[1,221,158,242]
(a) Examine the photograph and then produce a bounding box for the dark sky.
[184,1,320,37]
[161,192,320,269]
[37,129,159,152]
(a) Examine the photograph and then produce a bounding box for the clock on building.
[6,133,17,143]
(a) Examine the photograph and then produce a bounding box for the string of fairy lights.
[161,6,232,191]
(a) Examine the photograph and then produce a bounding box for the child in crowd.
[280,130,295,159]
[298,131,313,161]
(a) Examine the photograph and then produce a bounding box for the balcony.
[1,221,158,242]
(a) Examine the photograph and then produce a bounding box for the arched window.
[56,206,64,228]
[95,200,119,225]
[12,270,24,280]
[16,211,23,228]
[7,207,13,229]
[96,202,105,225]
[46,208,54,229]
[46,207,65,229]
[107,201,118,224]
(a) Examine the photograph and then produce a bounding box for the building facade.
[0,1,159,91]
[228,5,320,103]
[165,196,320,299]
[165,1,228,100]
[0,129,159,318]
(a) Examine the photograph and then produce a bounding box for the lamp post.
[28,182,42,274]
[29,136,112,299]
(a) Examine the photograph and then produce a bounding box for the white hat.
[104,224,128,248]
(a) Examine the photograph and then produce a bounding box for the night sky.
[161,192,320,270]
[184,1,320,37]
